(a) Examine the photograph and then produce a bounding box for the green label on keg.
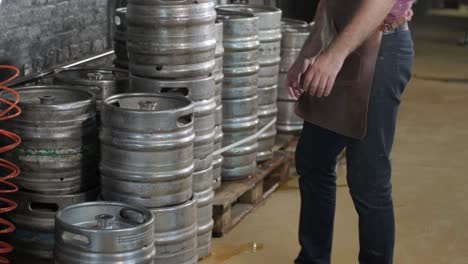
[17,145,97,162]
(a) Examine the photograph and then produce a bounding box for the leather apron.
[294,0,383,139]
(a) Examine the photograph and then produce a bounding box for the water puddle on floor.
[210,242,264,262]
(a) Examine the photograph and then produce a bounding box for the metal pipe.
[62,50,115,69]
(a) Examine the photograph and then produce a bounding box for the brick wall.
[0,0,116,76]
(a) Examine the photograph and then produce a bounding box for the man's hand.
[286,57,312,98]
[300,50,346,98]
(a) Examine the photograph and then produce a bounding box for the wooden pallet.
[212,151,291,237]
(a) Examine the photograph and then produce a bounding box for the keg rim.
[4,85,96,108]
[282,20,311,32]
[281,18,309,28]
[148,195,197,213]
[54,67,129,85]
[56,201,154,232]
[216,4,281,15]
[215,8,258,21]
[104,92,194,114]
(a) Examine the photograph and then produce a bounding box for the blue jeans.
[295,29,414,264]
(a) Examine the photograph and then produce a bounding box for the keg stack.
[277,19,310,142]
[125,0,217,260]
[216,8,260,181]
[99,93,202,263]
[0,86,99,260]
[255,6,282,162]
[113,8,129,70]
[213,19,224,190]
[219,4,282,162]
[54,202,156,263]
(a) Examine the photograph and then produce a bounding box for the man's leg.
[295,122,349,264]
[346,31,414,264]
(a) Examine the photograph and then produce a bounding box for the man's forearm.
[327,0,396,58]
[298,27,322,59]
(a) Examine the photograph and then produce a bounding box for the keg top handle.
[55,202,154,250]
[53,67,129,83]
[13,189,100,217]
[128,74,216,100]
[102,93,195,129]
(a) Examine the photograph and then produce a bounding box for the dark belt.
[383,22,409,35]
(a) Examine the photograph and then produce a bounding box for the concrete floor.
[201,12,468,264]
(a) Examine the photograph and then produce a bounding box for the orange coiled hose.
[0,65,21,264]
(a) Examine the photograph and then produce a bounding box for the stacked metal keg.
[113,8,129,69]
[1,86,99,260]
[99,93,201,262]
[277,19,310,141]
[54,202,156,263]
[213,19,224,190]
[219,4,282,162]
[216,9,260,180]
[126,0,216,79]
[125,0,217,259]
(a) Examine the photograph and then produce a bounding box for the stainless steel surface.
[54,202,155,264]
[215,19,224,127]
[258,84,278,106]
[217,10,260,180]
[0,86,98,194]
[195,189,214,259]
[217,4,282,86]
[217,10,260,100]
[8,189,98,260]
[214,19,224,188]
[100,93,195,208]
[114,7,129,69]
[129,75,216,160]
[213,116,275,156]
[194,154,214,174]
[257,84,278,161]
[257,103,278,162]
[127,0,217,78]
[213,126,223,190]
[215,103,223,127]
[277,19,310,135]
[193,166,214,194]
[277,72,295,101]
[150,198,198,264]
[277,98,303,134]
[221,96,259,180]
[54,67,129,112]
[218,4,282,162]
[279,19,310,75]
